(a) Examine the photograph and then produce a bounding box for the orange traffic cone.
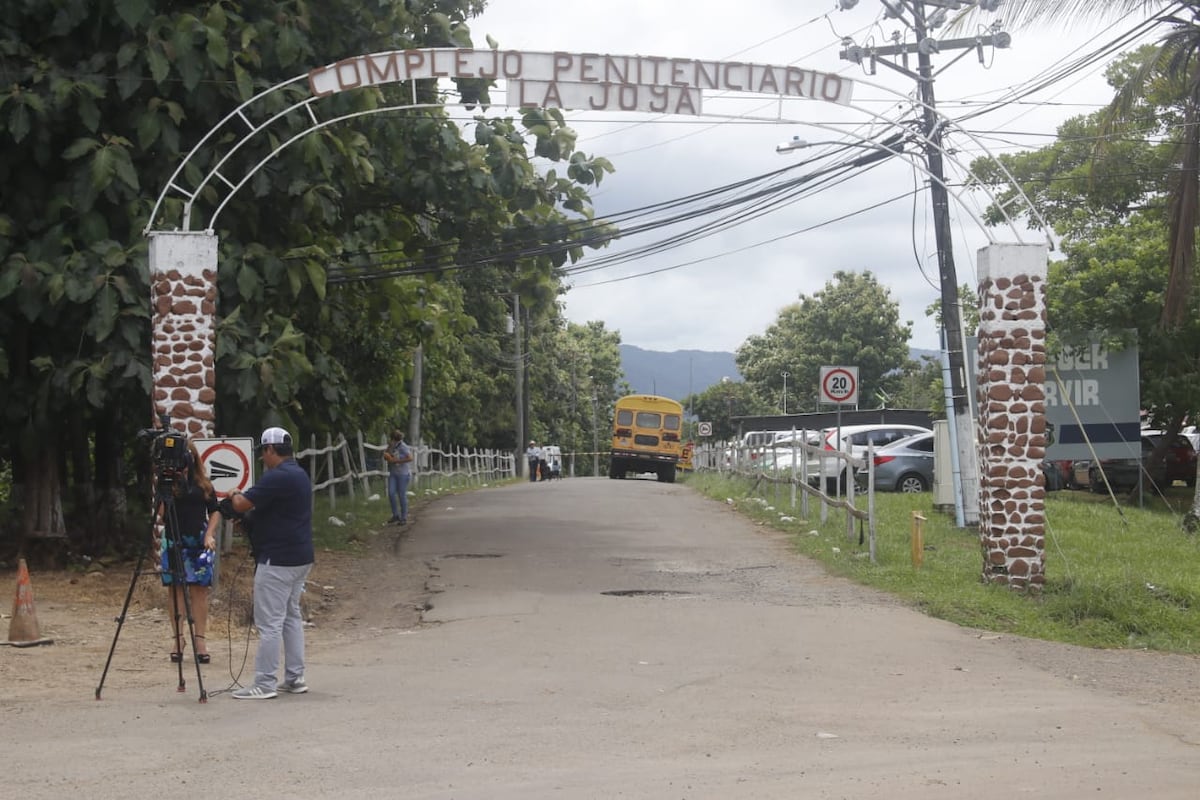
[4,558,53,647]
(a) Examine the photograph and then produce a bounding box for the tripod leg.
[170,581,187,693]
[179,583,208,703]
[95,536,153,700]
[168,534,208,702]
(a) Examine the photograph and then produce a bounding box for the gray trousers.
[253,561,313,691]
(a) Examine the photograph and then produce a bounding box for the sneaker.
[278,677,308,694]
[385,516,400,525]
[231,685,277,700]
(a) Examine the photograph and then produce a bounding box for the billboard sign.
[1043,341,1140,460]
[968,336,1140,461]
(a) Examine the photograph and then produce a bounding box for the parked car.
[1071,435,1169,493]
[1041,459,1072,491]
[1142,430,1197,486]
[812,423,932,491]
[855,431,935,493]
[1183,425,1199,453]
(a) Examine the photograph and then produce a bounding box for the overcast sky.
[464,1,1155,355]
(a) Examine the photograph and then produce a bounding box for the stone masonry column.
[975,244,1049,592]
[147,230,218,438]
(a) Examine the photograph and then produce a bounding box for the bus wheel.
[658,465,676,483]
[608,460,621,479]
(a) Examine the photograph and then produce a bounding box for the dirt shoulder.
[0,522,431,700]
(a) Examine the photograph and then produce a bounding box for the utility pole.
[590,386,599,477]
[408,343,423,446]
[513,295,525,479]
[839,0,1008,526]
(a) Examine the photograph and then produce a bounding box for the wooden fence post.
[357,430,371,496]
[340,433,355,502]
[325,432,335,509]
[309,432,317,517]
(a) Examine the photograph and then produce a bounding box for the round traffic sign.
[197,440,253,497]
[698,421,713,437]
[820,366,858,405]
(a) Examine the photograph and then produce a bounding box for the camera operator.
[221,426,314,700]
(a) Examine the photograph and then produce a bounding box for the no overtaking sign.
[194,438,255,498]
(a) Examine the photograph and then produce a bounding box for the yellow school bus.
[609,394,684,483]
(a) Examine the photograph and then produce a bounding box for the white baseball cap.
[259,426,292,448]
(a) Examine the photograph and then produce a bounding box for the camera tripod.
[95,485,209,702]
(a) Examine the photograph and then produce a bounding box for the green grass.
[683,472,1200,654]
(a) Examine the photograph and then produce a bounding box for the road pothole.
[601,589,697,598]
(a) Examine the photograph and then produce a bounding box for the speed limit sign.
[819,366,859,406]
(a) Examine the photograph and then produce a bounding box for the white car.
[809,423,933,491]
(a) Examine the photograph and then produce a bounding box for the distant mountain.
[619,345,942,402]
[619,345,739,402]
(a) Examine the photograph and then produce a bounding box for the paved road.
[9,477,1200,798]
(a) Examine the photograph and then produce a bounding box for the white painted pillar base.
[975,243,1049,591]
[147,230,219,438]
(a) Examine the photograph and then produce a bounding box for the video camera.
[138,414,191,489]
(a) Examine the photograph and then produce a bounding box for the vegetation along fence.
[692,435,878,562]
[296,432,516,511]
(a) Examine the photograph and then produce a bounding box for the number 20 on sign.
[819,366,859,406]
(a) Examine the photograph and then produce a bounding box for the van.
[542,445,563,479]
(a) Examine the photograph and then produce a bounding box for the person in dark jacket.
[222,426,314,700]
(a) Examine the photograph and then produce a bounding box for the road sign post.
[819,367,859,495]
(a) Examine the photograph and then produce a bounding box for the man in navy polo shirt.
[223,426,314,700]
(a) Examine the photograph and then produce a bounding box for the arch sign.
[193,438,255,498]
[307,48,855,115]
[819,366,859,406]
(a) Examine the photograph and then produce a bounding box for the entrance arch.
[147,49,1050,581]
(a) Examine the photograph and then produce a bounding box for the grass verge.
[684,472,1200,654]
[308,473,518,551]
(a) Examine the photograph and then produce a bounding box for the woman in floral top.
[157,441,223,664]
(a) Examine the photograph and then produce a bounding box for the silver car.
[855,431,935,493]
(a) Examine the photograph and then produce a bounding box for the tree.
[685,380,766,443]
[0,1,614,556]
[735,271,913,414]
[962,2,1200,524]
[526,320,625,475]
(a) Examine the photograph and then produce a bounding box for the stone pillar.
[975,244,1049,592]
[147,230,218,438]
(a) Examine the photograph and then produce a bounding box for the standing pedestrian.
[383,428,413,525]
[526,440,543,482]
[221,426,314,700]
[157,441,222,665]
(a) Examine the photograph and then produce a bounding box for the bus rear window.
[635,411,662,428]
[617,410,634,425]
[664,415,681,431]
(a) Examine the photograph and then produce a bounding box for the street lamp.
[776,135,905,158]
[780,371,789,415]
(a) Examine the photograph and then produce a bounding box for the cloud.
[469,0,1144,353]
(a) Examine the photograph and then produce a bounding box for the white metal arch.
[145,49,1050,250]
